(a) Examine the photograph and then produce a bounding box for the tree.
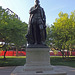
[46,25,51,46]
[49,11,75,57]
[0,6,28,59]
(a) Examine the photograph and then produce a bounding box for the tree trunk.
[60,50,65,58]
[16,47,18,56]
[4,49,7,60]
[70,51,72,56]
[67,50,69,57]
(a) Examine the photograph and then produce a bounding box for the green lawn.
[0,56,75,68]
[0,56,26,67]
[50,56,75,68]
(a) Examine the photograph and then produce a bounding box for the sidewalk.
[0,66,75,75]
[0,67,15,75]
[54,66,75,75]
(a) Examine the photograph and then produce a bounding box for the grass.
[0,56,26,67]
[50,56,75,68]
[0,56,75,68]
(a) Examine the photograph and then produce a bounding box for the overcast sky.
[0,0,75,25]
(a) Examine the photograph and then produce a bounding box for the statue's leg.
[33,24,37,44]
[39,24,45,44]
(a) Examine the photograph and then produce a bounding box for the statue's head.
[35,0,40,6]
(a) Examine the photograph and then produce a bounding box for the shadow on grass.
[0,58,26,67]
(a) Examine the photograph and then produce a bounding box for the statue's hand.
[44,25,46,28]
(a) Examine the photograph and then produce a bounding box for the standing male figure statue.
[26,0,46,45]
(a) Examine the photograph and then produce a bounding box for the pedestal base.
[11,47,67,75]
[11,66,66,75]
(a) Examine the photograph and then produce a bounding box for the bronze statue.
[26,0,46,45]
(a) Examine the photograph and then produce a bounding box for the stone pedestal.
[11,47,67,75]
[24,48,53,71]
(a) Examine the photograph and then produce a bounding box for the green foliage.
[46,26,51,46]
[0,6,28,51]
[49,11,75,51]
[46,11,75,55]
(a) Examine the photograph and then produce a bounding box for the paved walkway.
[0,67,15,75]
[0,66,75,75]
